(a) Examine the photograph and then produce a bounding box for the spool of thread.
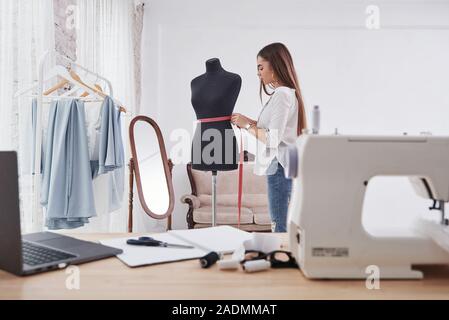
[312,105,320,135]
[199,252,220,268]
[217,259,240,270]
[242,260,271,273]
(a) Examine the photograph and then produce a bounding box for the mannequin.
[190,58,241,171]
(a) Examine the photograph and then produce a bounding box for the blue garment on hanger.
[90,96,125,212]
[31,99,40,174]
[41,99,96,230]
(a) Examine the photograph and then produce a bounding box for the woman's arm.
[232,89,291,145]
[247,122,267,144]
[231,113,267,144]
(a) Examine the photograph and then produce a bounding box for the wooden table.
[1,233,449,300]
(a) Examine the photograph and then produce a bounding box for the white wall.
[139,0,449,232]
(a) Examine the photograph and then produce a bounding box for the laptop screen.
[0,151,24,274]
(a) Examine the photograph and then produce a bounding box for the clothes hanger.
[69,71,127,113]
[44,71,100,97]
[80,84,103,98]
[15,60,128,114]
[69,70,105,98]
[43,78,70,96]
[15,65,103,100]
[60,70,92,97]
[79,73,102,97]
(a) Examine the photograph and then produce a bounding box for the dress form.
[190,58,241,171]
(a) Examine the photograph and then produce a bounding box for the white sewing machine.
[286,134,449,279]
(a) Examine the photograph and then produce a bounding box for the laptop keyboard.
[22,241,76,266]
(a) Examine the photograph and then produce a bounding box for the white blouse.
[253,86,298,176]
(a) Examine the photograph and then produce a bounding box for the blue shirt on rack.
[41,99,96,230]
[91,96,125,212]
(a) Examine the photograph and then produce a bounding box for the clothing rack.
[15,51,127,229]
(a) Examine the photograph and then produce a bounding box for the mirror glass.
[132,119,172,217]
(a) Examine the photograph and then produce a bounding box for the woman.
[231,42,307,232]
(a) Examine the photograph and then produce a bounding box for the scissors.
[126,237,195,249]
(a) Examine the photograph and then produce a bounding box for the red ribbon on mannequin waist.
[197,116,232,123]
[197,116,244,229]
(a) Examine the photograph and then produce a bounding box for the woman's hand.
[232,113,266,143]
[231,113,252,129]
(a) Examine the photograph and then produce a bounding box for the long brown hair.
[258,42,307,136]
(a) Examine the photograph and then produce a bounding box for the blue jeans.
[266,162,292,232]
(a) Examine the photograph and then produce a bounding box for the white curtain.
[0,0,55,233]
[75,0,140,232]
[0,1,16,151]
[76,0,137,109]
[0,0,55,151]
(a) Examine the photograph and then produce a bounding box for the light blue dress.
[41,99,96,230]
[40,96,125,230]
[91,96,125,212]
[30,99,43,175]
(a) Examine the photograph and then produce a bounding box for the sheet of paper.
[99,233,208,267]
[169,226,252,254]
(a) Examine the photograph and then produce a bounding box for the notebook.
[99,226,252,267]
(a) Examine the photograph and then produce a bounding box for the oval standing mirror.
[129,116,174,231]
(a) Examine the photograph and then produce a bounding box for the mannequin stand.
[212,171,217,227]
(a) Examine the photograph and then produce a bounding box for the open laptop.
[0,151,122,276]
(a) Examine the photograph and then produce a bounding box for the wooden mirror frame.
[128,116,175,232]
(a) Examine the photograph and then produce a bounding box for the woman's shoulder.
[275,85,295,93]
[272,86,295,106]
